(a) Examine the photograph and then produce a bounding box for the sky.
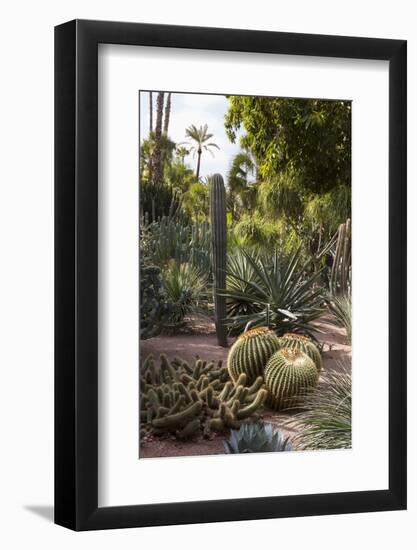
[139,91,243,180]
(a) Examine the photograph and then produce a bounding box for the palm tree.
[227,151,258,219]
[183,124,219,180]
[175,146,189,165]
[152,92,165,185]
[163,92,172,134]
[149,91,153,133]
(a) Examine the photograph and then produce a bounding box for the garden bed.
[140,314,350,459]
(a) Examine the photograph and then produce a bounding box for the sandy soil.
[140,314,351,459]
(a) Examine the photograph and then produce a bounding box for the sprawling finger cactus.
[277,333,322,372]
[140,354,267,439]
[227,326,280,384]
[264,348,318,411]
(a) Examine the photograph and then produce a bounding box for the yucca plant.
[224,423,293,454]
[327,293,351,344]
[161,261,208,327]
[221,247,325,336]
[294,365,352,450]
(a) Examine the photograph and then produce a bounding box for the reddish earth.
[139,314,351,459]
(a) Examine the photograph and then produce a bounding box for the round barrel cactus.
[277,333,322,372]
[264,348,318,410]
[227,326,280,384]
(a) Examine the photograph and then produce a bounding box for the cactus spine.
[210,174,228,347]
[264,348,318,410]
[277,333,322,372]
[227,326,281,384]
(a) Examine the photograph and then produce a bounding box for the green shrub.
[140,261,173,339]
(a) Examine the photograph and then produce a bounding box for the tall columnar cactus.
[264,348,318,411]
[277,333,322,372]
[210,174,228,347]
[227,326,281,384]
[140,354,267,439]
[330,218,351,296]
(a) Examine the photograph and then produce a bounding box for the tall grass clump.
[294,364,351,450]
[328,293,351,344]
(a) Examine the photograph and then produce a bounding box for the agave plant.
[293,365,352,450]
[226,248,264,323]
[327,293,351,344]
[224,422,293,454]
[161,261,208,327]
[221,247,325,336]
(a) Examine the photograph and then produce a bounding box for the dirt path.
[140,314,351,459]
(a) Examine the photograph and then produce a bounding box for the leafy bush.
[222,247,325,336]
[294,365,352,450]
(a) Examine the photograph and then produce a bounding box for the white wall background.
[0,0,415,547]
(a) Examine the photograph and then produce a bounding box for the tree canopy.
[225,96,351,194]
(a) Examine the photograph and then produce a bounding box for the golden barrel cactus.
[227,326,280,385]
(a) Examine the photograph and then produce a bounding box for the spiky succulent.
[227,326,280,384]
[277,333,322,372]
[224,422,293,453]
[264,348,318,410]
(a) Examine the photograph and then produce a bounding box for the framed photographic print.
[55,19,407,531]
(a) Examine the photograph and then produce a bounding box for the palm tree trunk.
[152,92,164,186]
[196,149,202,180]
[149,92,153,133]
[163,92,171,134]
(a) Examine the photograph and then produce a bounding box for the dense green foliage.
[225,96,351,193]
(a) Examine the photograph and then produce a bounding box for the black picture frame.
[55,19,407,531]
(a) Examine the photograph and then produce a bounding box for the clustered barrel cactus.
[227,326,280,384]
[264,348,319,411]
[277,333,322,372]
[140,354,267,439]
[210,174,228,347]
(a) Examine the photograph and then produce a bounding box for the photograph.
[139,90,352,458]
